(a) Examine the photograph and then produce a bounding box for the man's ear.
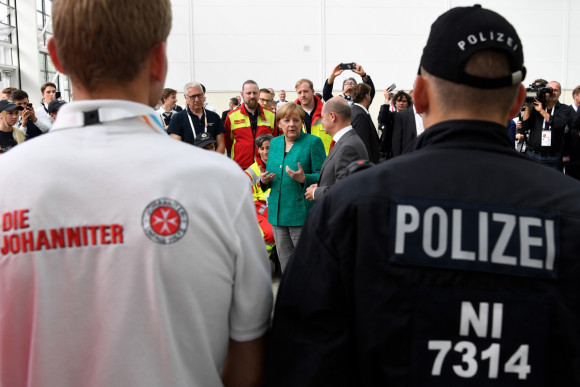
[331,111,338,123]
[508,84,526,120]
[149,42,167,83]
[47,37,65,74]
[413,75,428,114]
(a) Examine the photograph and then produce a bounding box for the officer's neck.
[422,108,510,129]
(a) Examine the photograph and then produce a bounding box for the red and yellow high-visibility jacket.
[225,104,277,169]
[295,95,333,155]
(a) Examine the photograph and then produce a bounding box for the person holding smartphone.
[10,89,44,140]
[322,62,375,105]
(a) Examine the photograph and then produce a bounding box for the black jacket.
[267,120,580,386]
[391,105,418,157]
[351,104,380,164]
[377,104,395,157]
[521,101,573,154]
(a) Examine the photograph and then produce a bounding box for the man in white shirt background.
[35,82,56,133]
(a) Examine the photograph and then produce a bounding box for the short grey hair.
[184,82,203,94]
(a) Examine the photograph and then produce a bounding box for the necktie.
[329,140,336,152]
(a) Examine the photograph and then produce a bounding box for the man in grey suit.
[351,83,380,163]
[305,97,368,201]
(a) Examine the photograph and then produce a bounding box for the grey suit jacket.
[315,129,368,200]
[391,106,417,157]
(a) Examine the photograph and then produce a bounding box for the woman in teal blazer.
[261,103,326,272]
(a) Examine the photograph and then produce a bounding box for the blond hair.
[295,79,314,90]
[276,102,305,124]
[51,0,172,91]
[13,127,25,144]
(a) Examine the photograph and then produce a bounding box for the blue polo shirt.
[168,107,225,145]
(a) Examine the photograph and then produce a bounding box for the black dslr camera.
[525,81,553,108]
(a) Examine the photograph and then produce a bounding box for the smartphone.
[27,103,33,108]
[387,83,396,91]
[55,91,61,99]
[339,63,355,70]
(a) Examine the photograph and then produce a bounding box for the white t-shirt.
[0,100,272,387]
[34,102,53,133]
[156,106,177,119]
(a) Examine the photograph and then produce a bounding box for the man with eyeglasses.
[224,80,277,169]
[322,62,375,106]
[168,81,225,154]
[258,88,273,109]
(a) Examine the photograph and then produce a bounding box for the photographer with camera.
[521,80,573,171]
[322,62,375,105]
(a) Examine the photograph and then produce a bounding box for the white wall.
[15,1,43,106]
[166,0,580,99]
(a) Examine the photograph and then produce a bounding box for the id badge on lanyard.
[541,106,555,147]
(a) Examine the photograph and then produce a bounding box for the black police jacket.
[267,120,580,387]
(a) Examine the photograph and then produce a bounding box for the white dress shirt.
[413,105,425,136]
[312,125,353,200]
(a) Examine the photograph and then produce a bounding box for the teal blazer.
[265,131,326,227]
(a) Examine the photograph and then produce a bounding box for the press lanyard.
[186,107,208,136]
[542,106,555,130]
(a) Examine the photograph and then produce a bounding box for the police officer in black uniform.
[266,5,580,386]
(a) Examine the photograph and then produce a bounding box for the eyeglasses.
[259,98,272,103]
[186,93,204,100]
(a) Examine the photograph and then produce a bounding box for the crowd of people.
[140,60,580,273]
[1,0,580,386]
[0,82,68,153]
[151,67,580,183]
